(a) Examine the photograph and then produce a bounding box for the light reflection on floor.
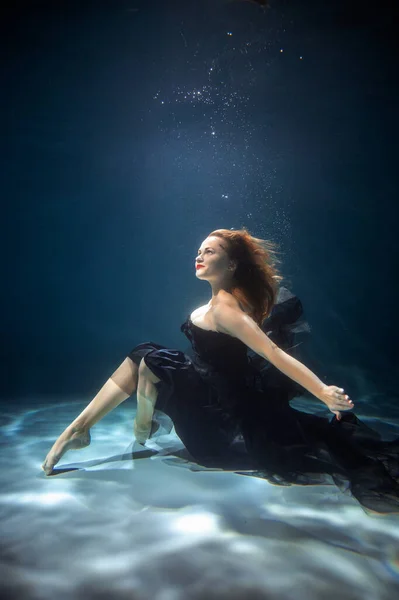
[1,398,399,599]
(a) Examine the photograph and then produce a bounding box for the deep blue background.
[2,0,398,408]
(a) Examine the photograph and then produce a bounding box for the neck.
[209,280,235,302]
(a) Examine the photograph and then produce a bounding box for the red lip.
[196,265,205,270]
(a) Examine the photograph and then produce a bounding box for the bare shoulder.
[212,293,251,334]
[214,290,240,309]
[214,290,254,317]
[212,296,278,358]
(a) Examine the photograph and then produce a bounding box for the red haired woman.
[42,229,399,512]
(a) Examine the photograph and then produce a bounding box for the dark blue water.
[2,1,398,598]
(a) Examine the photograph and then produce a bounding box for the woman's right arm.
[214,304,354,418]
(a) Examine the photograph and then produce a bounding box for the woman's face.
[195,236,234,281]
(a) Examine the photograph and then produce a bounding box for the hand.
[318,385,354,420]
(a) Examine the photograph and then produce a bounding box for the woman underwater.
[42,228,399,512]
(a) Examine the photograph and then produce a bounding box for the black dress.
[128,288,399,513]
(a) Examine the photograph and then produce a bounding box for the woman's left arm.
[213,305,354,419]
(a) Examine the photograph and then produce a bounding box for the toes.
[42,455,57,475]
[42,462,52,475]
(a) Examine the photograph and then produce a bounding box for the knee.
[110,357,139,396]
[138,357,150,383]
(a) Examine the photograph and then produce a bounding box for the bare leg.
[42,357,138,475]
[133,359,160,444]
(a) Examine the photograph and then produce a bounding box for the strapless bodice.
[180,316,250,377]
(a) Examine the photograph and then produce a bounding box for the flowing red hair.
[208,228,283,326]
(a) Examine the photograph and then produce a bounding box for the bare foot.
[42,426,91,475]
[133,419,160,445]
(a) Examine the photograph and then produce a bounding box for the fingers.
[327,387,354,414]
[334,403,353,411]
[334,387,354,407]
[334,387,349,399]
[334,399,354,409]
[332,398,354,410]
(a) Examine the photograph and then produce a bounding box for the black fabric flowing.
[128,288,399,513]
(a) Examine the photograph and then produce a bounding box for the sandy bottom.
[1,397,399,600]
